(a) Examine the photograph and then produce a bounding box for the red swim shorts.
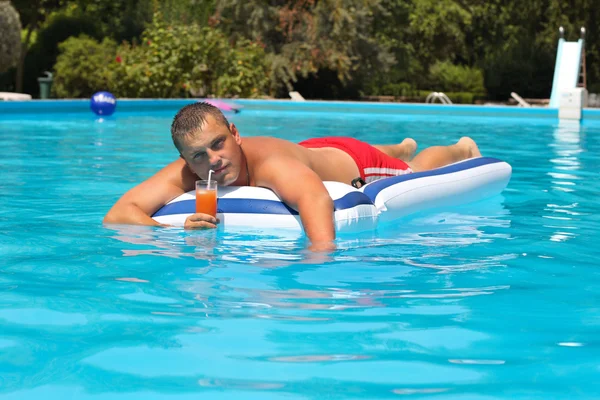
[298,137,412,184]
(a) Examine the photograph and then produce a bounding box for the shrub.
[214,40,270,98]
[378,82,418,97]
[0,1,22,73]
[53,35,117,98]
[111,16,269,98]
[428,61,486,94]
[446,92,477,104]
[50,13,271,99]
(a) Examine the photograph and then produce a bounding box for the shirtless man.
[104,102,481,251]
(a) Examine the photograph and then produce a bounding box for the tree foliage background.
[0,1,22,73]
[1,0,597,100]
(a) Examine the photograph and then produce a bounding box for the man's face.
[178,115,242,186]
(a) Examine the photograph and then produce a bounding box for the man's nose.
[207,150,221,166]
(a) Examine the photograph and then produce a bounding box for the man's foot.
[458,137,481,158]
[398,138,418,160]
[374,138,417,161]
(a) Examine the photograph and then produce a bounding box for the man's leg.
[373,138,417,161]
[408,137,481,172]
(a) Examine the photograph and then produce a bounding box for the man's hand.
[184,213,220,229]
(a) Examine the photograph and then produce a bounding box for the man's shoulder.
[158,158,197,190]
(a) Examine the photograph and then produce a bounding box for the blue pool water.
[1,101,600,399]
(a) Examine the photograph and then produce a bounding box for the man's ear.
[230,123,242,145]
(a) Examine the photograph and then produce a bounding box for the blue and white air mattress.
[152,157,512,232]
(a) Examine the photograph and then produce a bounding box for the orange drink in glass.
[195,180,218,217]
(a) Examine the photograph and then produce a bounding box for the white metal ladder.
[425,92,453,104]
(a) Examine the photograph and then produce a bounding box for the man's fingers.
[184,221,217,230]
[188,213,218,224]
[184,213,219,230]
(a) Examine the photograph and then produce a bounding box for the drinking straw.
[207,170,214,189]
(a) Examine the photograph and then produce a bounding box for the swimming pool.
[1,100,599,399]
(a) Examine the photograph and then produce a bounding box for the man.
[104,102,481,251]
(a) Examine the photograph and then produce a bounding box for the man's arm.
[254,156,336,250]
[103,158,197,226]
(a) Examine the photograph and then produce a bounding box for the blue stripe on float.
[152,190,374,217]
[153,198,295,217]
[334,191,373,210]
[362,157,504,201]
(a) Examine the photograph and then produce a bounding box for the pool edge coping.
[2,98,600,120]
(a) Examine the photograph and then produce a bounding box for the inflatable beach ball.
[90,91,117,116]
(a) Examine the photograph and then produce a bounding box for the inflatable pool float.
[204,99,241,114]
[152,157,511,232]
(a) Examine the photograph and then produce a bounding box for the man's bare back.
[243,137,362,185]
[151,135,418,196]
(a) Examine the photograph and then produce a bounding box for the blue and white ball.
[90,91,117,116]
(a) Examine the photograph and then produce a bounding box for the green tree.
[0,1,22,74]
[11,0,152,95]
[22,10,102,96]
[214,0,396,97]
[465,0,599,99]
[540,0,600,92]
[65,0,151,42]
[112,13,269,98]
[151,0,216,27]
[8,0,600,100]
[465,0,552,100]
[406,0,471,66]
[10,0,65,92]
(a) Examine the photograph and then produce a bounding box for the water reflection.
[545,120,585,243]
[0,179,518,396]
[107,224,310,265]
[107,193,512,267]
[99,202,516,324]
